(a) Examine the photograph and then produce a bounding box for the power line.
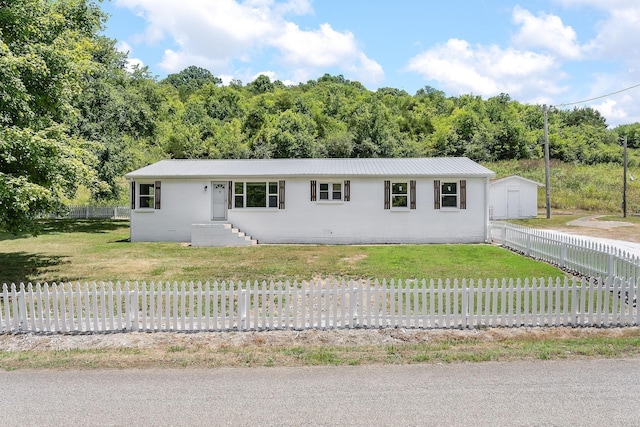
[556,82,640,107]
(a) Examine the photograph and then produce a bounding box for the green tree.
[68,39,163,200]
[162,65,222,101]
[252,110,319,158]
[561,107,608,129]
[615,123,640,149]
[0,0,108,233]
[207,118,250,159]
[247,74,275,94]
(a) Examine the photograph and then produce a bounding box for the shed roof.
[490,175,543,187]
[126,157,495,179]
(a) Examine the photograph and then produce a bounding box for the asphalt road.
[2,359,639,426]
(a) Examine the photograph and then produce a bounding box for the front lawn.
[0,219,563,284]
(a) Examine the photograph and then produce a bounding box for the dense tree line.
[104,67,635,169]
[92,67,637,165]
[2,0,640,233]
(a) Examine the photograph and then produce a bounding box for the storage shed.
[489,175,542,220]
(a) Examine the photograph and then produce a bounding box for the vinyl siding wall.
[130,176,490,244]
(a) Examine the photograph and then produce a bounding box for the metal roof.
[490,175,543,186]
[125,158,495,179]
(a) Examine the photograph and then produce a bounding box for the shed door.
[507,189,520,218]
[211,181,227,220]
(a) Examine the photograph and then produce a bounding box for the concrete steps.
[190,223,258,247]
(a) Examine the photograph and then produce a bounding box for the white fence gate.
[1,278,638,333]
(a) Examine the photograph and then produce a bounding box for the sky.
[101,0,640,127]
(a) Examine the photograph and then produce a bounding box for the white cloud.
[553,0,639,8]
[549,1,640,125]
[113,0,383,85]
[511,6,582,59]
[575,73,640,126]
[115,41,132,53]
[405,3,640,126]
[591,98,629,125]
[272,22,384,85]
[251,70,279,82]
[547,1,640,66]
[274,23,358,68]
[405,6,576,103]
[115,41,145,72]
[159,49,229,74]
[217,74,235,85]
[351,53,385,85]
[583,8,640,61]
[406,38,563,100]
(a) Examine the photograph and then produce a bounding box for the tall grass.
[484,159,639,213]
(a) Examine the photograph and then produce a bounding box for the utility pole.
[543,105,551,219]
[623,136,628,218]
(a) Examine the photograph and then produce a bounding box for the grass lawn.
[2,219,639,371]
[1,328,639,370]
[506,213,585,228]
[0,219,563,285]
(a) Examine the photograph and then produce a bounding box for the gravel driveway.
[546,215,640,257]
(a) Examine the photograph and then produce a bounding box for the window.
[137,181,160,209]
[311,180,350,202]
[434,179,466,210]
[234,182,280,208]
[384,180,415,209]
[139,183,154,208]
[319,182,342,201]
[234,182,244,207]
[441,182,458,207]
[391,182,408,207]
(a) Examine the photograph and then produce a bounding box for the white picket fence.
[491,222,640,280]
[1,278,638,333]
[61,206,130,220]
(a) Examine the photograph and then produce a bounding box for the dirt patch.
[341,254,367,264]
[548,215,640,243]
[567,215,635,229]
[1,327,637,353]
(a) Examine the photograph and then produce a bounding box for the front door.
[211,181,227,220]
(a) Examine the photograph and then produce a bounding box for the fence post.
[18,283,28,331]
[570,277,578,326]
[0,284,4,332]
[608,253,615,279]
[239,289,248,330]
[131,282,139,332]
[560,241,566,269]
[349,280,357,328]
[461,280,468,329]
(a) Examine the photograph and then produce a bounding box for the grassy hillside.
[484,159,640,213]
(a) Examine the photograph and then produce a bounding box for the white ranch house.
[125,158,496,245]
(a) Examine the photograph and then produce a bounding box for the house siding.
[130,176,490,244]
